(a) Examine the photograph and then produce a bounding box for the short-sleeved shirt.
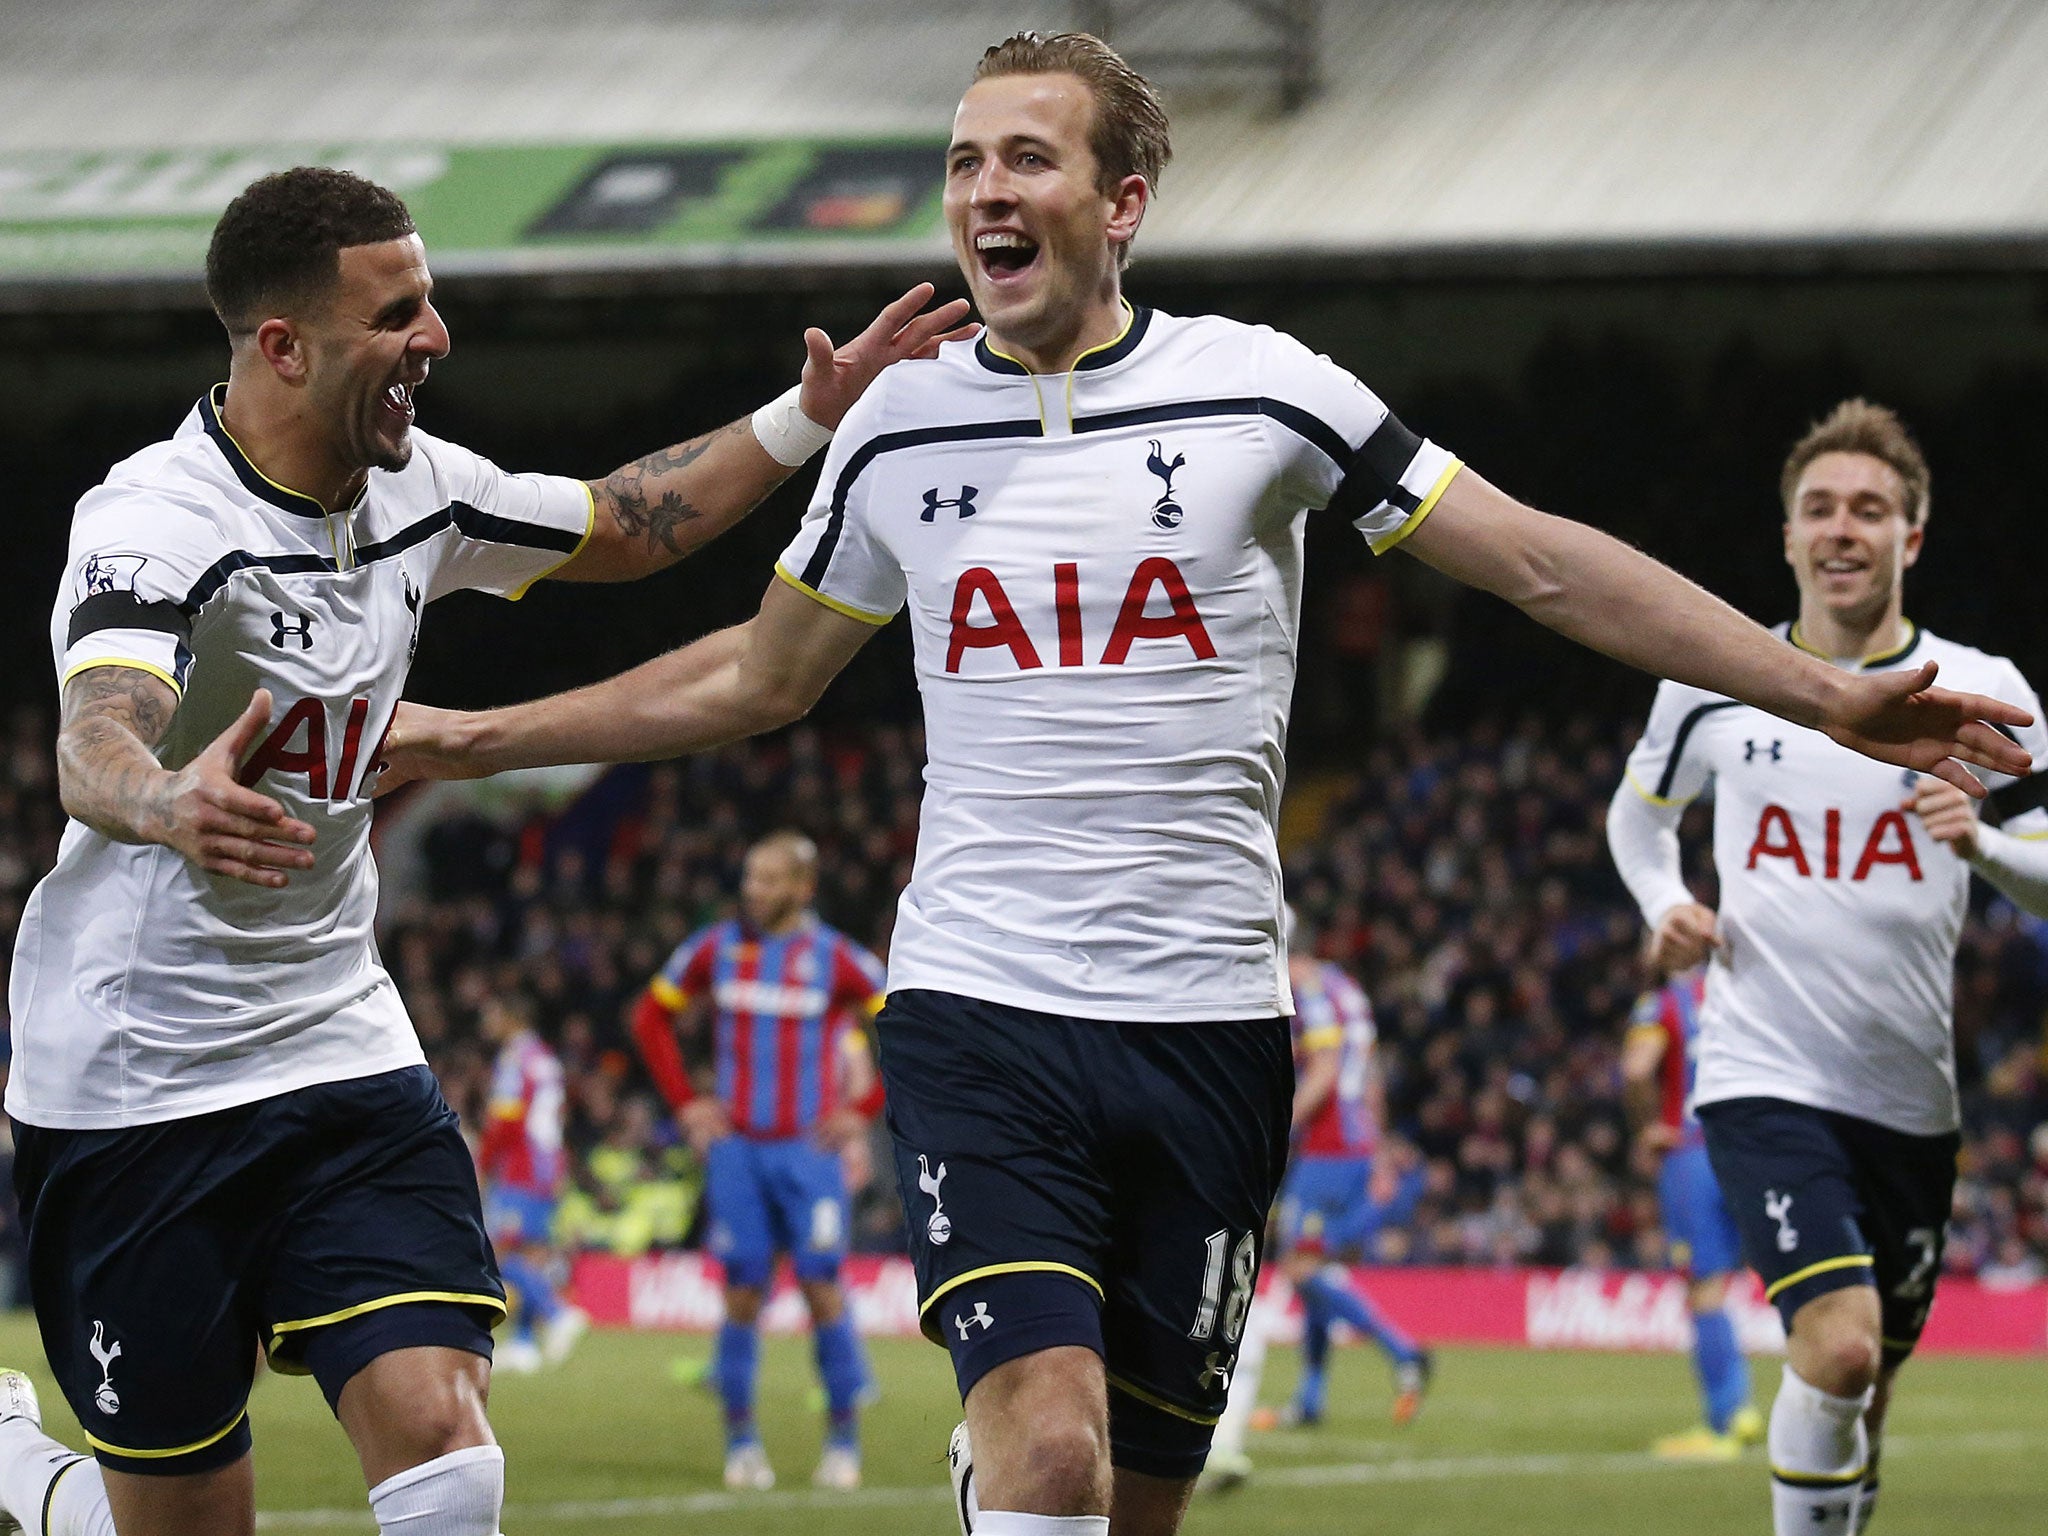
[1620,623,2048,1135]
[1292,960,1380,1156]
[8,387,593,1129]
[776,306,1460,1022]
[650,915,886,1139]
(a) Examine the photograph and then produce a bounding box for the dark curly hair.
[205,167,416,336]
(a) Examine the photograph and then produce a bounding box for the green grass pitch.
[2,1313,2038,1533]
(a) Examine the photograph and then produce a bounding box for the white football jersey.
[8,387,592,1128]
[778,306,1460,1021]
[1619,624,2048,1135]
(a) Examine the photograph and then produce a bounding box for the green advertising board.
[0,139,950,282]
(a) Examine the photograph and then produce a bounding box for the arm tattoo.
[595,421,749,558]
[57,666,179,842]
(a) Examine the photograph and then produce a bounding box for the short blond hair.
[1780,399,1931,527]
[974,31,1171,270]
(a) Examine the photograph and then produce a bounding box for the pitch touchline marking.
[247,1430,2040,1527]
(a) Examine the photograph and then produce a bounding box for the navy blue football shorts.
[877,988,1293,1480]
[12,1065,505,1475]
[1698,1096,1958,1366]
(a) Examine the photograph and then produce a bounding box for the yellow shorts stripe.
[1106,1372,1219,1426]
[1368,458,1463,555]
[1764,1254,1873,1302]
[918,1262,1103,1344]
[267,1289,509,1349]
[86,1407,248,1461]
[1771,1462,1867,1489]
[774,562,894,626]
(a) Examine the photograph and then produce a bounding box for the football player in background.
[377,38,2033,1536]
[476,994,587,1373]
[631,830,887,1492]
[0,166,967,1536]
[1620,968,1762,1460]
[1608,400,2048,1533]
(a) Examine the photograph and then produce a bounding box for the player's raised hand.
[1648,901,1719,974]
[796,282,979,429]
[371,701,487,796]
[1820,660,2034,797]
[160,688,317,888]
[1907,776,1983,859]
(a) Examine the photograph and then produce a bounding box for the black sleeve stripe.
[67,591,192,649]
[1988,772,2048,823]
[181,551,335,614]
[355,509,454,564]
[801,418,1043,591]
[1654,700,1742,801]
[1341,411,1428,516]
[449,500,582,554]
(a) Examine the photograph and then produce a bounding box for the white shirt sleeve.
[56,492,232,696]
[1966,825,2048,918]
[1609,681,1720,928]
[774,384,907,625]
[1255,328,1462,553]
[416,435,596,602]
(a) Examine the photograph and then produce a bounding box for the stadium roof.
[4,0,2047,294]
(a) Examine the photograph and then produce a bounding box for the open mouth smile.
[974,230,1041,283]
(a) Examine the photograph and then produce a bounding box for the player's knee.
[799,1277,845,1325]
[1004,1414,1112,1513]
[1792,1307,1881,1397]
[723,1284,766,1325]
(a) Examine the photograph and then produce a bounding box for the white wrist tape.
[750,386,834,467]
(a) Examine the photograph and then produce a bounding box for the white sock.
[1209,1282,1280,1459]
[368,1444,505,1536]
[973,1516,1110,1535]
[0,1418,115,1536]
[1769,1363,1870,1535]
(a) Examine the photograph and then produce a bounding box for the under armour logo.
[921,486,979,522]
[88,1321,122,1416]
[270,611,315,649]
[918,1155,952,1245]
[1744,739,1783,764]
[1197,1351,1231,1391]
[1146,440,1186,529]
[954,1302,995,1340]
[1765,1190,1799,1253]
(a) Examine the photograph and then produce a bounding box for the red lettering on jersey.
[1100,556,1217,665]
[1745,803,1810,875]
[1852,810,1923,881]
[1824,808,1841,880]
[330,697,371,804]
[1054,562,1083,668]
[946,567,1042,674]
[237,696,329,798]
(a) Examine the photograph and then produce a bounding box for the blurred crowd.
[3,705,2048,1294]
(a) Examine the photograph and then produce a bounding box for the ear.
[1105,173,1150,254]
[253,317,308,384]
[1901,517,1925,570]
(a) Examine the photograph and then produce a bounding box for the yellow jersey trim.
[1788,619,1917,667]
[2010,827,2048,842]
[1300,1025,1343,1051]
[648,975,687,1010]
[506,481,598,601]
[1764,1254,1872,1301]
[60,657,183,698]
[207,385,329,514]
[1624,768,1693,809]
[774,562,893,627]
[268,1290,508,1346]
[1061,299,1137,427]
[1368,459,1463,556]
[87,1408,248,1461]
[919,1262,1103,1343]
[1106,1372,1220,1426]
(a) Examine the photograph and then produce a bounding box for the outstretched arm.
[57,671,315,886]
[377,576,878,787]
[552,285,973,582]
[1401,471,2032,793]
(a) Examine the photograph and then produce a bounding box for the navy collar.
[974,303,1151,377]
[199,385,340,519]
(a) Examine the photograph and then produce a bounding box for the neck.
[1795,599,1906,664]
[988,282,1127,375]
[219,366,363,512]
